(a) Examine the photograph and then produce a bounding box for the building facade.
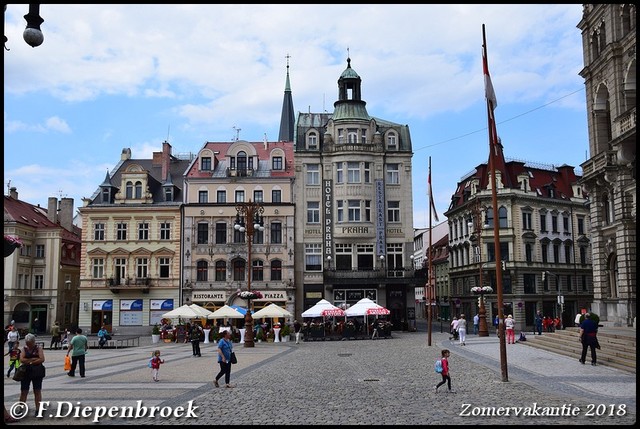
[578,4,636,327]
[4,188,81,333]
[293,57,416,328]
[77,143,191,335]
[181,140,296,317]
[446,148,593,331]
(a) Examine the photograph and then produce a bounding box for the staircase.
[521,327,636,373]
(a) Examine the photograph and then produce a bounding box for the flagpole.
[427,157,433,346]
[483,24,508,382]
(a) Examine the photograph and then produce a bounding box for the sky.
[4,4,589,228]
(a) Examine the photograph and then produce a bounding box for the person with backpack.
[434,349,453,393]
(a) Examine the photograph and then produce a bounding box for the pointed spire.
[100,170,113,187]
[278,54,295,142]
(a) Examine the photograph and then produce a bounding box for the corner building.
[293,57,417,328]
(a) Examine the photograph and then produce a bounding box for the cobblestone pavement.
[4,331,635,425]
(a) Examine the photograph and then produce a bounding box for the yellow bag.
[64,355,71,371]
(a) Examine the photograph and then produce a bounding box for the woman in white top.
[457,314,467,346]
[505,314,515,344]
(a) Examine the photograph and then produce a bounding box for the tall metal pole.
[471,200,489,337]
[235,200,264,348]
[427,158,433,346]
[483,24,508,381]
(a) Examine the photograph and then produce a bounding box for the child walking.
[5,340,21,378]
[435,349,454,393]
[150,350,164,382]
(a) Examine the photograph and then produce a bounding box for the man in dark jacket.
[579,313,599,366]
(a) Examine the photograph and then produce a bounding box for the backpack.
[147,357,153,368]
[434,359,443,373]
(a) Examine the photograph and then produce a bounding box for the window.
[197,260,208,282]
[551,215,558,233]
[217,190,226,203]
[337,129,344,144]
[35,244,45,258]
[159,257,170,278]
[138,222,149,240]
[307,132,318,150]
[347,162,360,183]
[116,222,127,241]
[563,216,570,234]
[115,258,126,283]
[136,258,148,278]
[336,163,344,184]
[543,274,549,291]
[360,129,367,144]
[567,275,573,292]
[356,244,374,270]
[197,223,209,244]
[306,164,320,185]
[540,213,547,232]
[253,190,264,203]
[553,244,560,263]
[272,156,283,170]
[387,133,397,150]
[335,244,353,270]
[307,202,320,224]
[525,243,533,262]
[160,222,171,240]
[564,244,571,264]
[201,157,212,171]
[233,260,246,281]
[270,260,282,281]
[387,201,400,223]
[270,222,282,244]
[235,190,245,203]
[580,247,587,264]
[347,129,357,143]
[498,207,508,228]
[577,217,585,235]
[92,258,104,279]
[522,212,532,230]
[253,226,264,245]
[199,190,208,204]
[135,181,143,199]
[337,200,344,222]
[386,164,399,184]
[215,261,226,281]
[348,200,361,222]
[94,223,105,241]
[272,189,282,203]
[126,181,133,199]
[215,223,227,244]
[34,275,44,290]
[305,243,322,271]
[102,188,110,203]
[252,260,264,281]
[164,188,173,202]
[523,274,536,294]
[541,243,548,263]
[364,162,371,183]
[364,200,371,222]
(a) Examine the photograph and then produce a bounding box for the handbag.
[230,352,237,364]
[64,355,72,371]
[12,364,27,382]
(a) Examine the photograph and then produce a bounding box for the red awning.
[366,308,390,315]
[322,308,345,317]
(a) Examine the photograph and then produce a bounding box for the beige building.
[578,4,636,327]
[77,143,191,335]
[181,140,296,317]
[293,57,416,328]
[4,188,81,333]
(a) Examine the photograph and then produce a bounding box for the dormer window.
[387,132,397,150]
[272,156,283,170]
[135,181,142,199]
[101,188,110,203]
[201,157,212,171]
[164,188,173,202]
[307,132,318,150]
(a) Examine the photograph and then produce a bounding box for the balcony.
[324,267,416,284]
[106,277,150,294]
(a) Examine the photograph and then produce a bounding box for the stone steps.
[521,327,636,373]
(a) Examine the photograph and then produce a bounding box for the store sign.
[150,299,174,310]
[120,299,143,311]
[92,299,113,311]
[375,179,386,256]
[192,292,226,302]
[255,291,287,301]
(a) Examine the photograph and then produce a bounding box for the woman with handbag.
[214,330,234,388]
[19,333,46,412]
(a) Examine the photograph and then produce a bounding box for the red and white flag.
[483,47,497,110]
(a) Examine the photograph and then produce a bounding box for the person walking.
[190,323,203,357]
[473,314,479,335]
[294,320,302,344]
[5,340,21,378]
[50,321,62,350]
[66,328,88,377]
[149,350,165,382]
[579,312,599,366]
[6,326,19,355]
[457,314,467,346]
[449,317,459,341]
[214,330,234,388]
[19,333,46,412]
[534,311,543,335]
[493,314,500,336]
[505,314,515,344]
[434,349,453,393]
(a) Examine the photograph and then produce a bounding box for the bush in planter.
[280,324,291,339]
[578,312,600,326]
[255,328,265,342]
[152,324,160,335]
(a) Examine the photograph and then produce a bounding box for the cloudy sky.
[4,4,588,227]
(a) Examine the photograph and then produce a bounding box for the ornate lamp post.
[4,4,45,50]
[468,202,490,337]
[234,199,264,348]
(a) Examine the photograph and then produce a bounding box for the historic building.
[77,143,191,334]
[4,188,81,333]
[577,4,636,327]
[181,139,296,316]
[293,57,416,328]
[445,147,593,331]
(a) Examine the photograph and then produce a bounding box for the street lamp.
[234,199,264,348]
[468,203,490,337]
[4,4,45,50]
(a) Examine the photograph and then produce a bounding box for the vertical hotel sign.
[375,179,386,256]
[324,179,333,259]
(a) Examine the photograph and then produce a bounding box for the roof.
[3,196,81,242]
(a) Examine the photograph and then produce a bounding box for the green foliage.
[256,328,265,341]
[579,312,600,325]
[152,324,160,335]
[280,324,291,337]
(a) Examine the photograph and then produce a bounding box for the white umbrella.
[251,303,292,319]
[301,299,345,318]
[344,298,390,317]
[207,305,245,319]
[188,303,213,318]
[161,304,202,319]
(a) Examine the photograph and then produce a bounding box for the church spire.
[278,54,295,142]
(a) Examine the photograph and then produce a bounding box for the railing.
[323,142,384,154]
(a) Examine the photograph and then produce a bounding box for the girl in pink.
[435,349,453,393]
[150,350,164,382]
[505,314,515,344]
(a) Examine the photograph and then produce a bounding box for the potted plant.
[266,329,275,342]
[255,328,265,343]
[151,324,160,344]
[280,324,291,342]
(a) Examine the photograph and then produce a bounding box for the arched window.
[126,181,133,199]
[233,259,246,281]
[196,260,208,282]
[135,181,143,199]
[608,254,618,299]
[237,151,247,173]
[498,206,508,228]
[603,193,612,225]
[215,260,227,281]
[486,208,494,228]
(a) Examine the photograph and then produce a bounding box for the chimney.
[47,197,59,224]
[9,187,18,199]
[162,141,172,181]
[121,148,132,161]
[59,198,74,231]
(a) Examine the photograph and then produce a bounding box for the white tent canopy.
[251,303,292,319]
[162,303,212,319]
[344,298,390,317]
[301,299,345,318]
[207,305,245,319]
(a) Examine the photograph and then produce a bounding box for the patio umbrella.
[301,299,345,318]
[344,298,390,317]
[161,304,203,319]
[188,303,213,318]
[229,305,249,315]
[251,303,292,319]
[207,305,245,319]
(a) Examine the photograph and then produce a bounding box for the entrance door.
[91,311,113,334]
[31,305,48,334]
